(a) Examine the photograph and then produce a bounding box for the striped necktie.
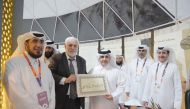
[68,58,77,99]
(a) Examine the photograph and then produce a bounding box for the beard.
[27,50,43,59]
[45,51,54,58]
[116,61,123,66]
[67,52,77,58]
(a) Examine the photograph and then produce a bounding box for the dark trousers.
[55,95,83,109]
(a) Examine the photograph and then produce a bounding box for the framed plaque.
[76,74,109,97]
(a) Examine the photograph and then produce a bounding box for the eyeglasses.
[100,55,109,58]
[137,49,146,52]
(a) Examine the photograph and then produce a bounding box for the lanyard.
[23,52,42,87]
[136,58,147,74]
[155,62,169,86]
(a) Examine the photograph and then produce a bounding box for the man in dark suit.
[49,37,86,109]
[185,89,190,109]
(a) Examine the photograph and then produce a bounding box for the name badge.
[37,91,49,108]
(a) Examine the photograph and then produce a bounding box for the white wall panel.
[79,42,98,72]
[101,39,122,57]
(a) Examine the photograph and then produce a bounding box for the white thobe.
[117,62,128,73]
[4,54,55,109]
[117,63,129,104]
[126,58,153,103]
[142,61,182,109]
[89,65,125,109]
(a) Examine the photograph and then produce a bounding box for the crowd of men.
[3,31,184,109]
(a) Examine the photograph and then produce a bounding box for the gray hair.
[64,37,79,45]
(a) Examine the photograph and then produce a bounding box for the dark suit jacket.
[185,89,190,109]
[49,52,86,109]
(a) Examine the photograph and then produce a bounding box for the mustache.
[159,56,166,58]
[34,47,43,50]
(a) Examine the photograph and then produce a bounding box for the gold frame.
[76,74,109,97]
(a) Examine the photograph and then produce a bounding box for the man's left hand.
[105,94,113,101]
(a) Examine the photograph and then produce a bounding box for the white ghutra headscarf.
[96,49,118,68]
[154,46,176,64]
[45,40,58,54]
[134,44,152,59]
[12,31,45,57]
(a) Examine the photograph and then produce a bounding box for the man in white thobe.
[4,31,55,109]
[89,49,125,109]
[116,55,128,109]
[142,46,182,109]
[125,45,153,107]
[43,40,58,66]
[116,55,128,72]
